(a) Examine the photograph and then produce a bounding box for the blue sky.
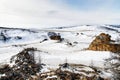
[61,0,103,10]
[0,0,120,28]
[54,0,120,12]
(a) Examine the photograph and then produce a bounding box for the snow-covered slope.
[0,27,48,47]
[0,25,119,67]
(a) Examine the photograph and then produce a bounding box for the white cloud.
[0,0,120,28]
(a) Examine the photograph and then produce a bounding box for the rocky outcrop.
[0,47,112,80]
[0,31,11,42]
[38,63,111,80]
[0,64,11,74]
[48,32,61,40]
[0,48,42,80]
[88,33,120,53]
[0,62,111,80]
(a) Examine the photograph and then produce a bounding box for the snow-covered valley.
[0,25,120,80]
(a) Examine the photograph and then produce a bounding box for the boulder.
[88,33,120,53]
[48,32,61,40]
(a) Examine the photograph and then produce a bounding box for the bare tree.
[38,53,42,65]
[89,60,94,68]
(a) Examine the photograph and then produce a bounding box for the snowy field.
[0,25,119,68]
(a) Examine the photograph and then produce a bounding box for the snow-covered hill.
[0,25,119,64]
[0,25,120,79]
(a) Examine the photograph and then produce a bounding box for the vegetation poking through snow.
[0,48,42,80]
[105,53,120,80]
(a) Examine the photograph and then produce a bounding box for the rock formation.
[0,48,42,80]
[48,32,61,40]
[88,33,120,53]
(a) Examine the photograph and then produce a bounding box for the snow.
[46,75,57,79]
[76,67,94,72]
[100,71,112,79]
[0,46,23,64]
[0,25,119,78]
[40,65,51,73]
[0,74,6,78]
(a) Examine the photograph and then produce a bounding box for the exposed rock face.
[11,48,41,74]
[0,64,11,74]
[0,48,42,80]
[0,31,11,42]
[88,33,120,53]
[55,63,110,80]
[29,63,110,80]
[0,63,111,80]
[48,32,61,40]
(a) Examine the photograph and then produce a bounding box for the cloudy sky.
[0,0,120,28]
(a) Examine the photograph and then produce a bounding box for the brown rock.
[48,32,61,40]
[88,33,120,53]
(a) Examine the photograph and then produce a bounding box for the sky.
[0,0,120,28]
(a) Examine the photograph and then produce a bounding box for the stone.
[48,32,61,40]
[0,48,42,80]
[88,33,120,53]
